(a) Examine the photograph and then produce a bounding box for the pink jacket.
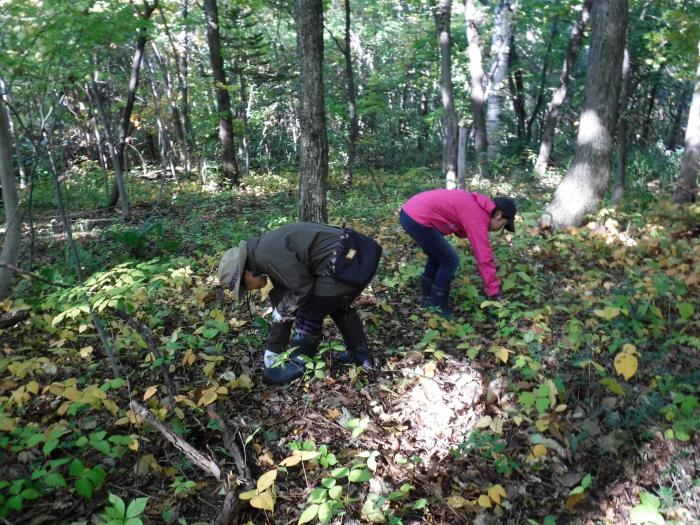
[402,189,500,297]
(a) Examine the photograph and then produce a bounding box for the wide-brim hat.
[493,196,517,233]
[217,240,248,302]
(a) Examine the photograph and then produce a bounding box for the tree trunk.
[611,44,631,204]
[666,83,691,152]
[673,40,700,204]
[485,0,512,161]
[341,0,358,187]
[0,98,21,299]
[526,16,559,144]
[542,0,628,229]
[639,80,657,146]
[507,33,526,142]
[107,1,158,208]
[535,0,592,175]
[465,0,488,173]
[296,0,328,223]
[203,0,240,185]
[457,125,468,190]
[434,0,459,188]
[90,83,130,220]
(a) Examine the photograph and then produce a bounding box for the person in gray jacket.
[218,222,378,384]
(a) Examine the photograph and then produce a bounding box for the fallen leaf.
[487,484,506,504]
[478,494,491,508]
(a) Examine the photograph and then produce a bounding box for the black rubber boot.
[332,311,374,369]
[421,275,433,308]
[262,332,320,384]
[430,284,455,320]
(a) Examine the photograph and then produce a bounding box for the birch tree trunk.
[673,40,700,204]
[542,0,628,229]
[434,0,459,188]
[465,0,488,173]
[0,98,21,299]
[485,0,512,161]
[203,0,241,186]
[535,0,592,175]
[296,0,328,223]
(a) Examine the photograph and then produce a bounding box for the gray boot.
[421,275,433,308]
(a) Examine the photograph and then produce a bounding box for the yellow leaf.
[134,454,156,476]
[621,343,636,354]
[259,279,274,301]
[102,399,119,414]
[297,450,320,461]
[198,389,218,406]
[594,306,620,321]
[239,488,258,501]
[475,416,492,429]
[57,401,71,416]
[446,496,467,508]
[216,386,228,395]
[128,437,139,451]
[492,347,509,363]
[614,351,638,381]
[256,469,278,491]
[423,361,436,378]
[279,455,302,467]
[250,489,275,511]
[326,408,341,419]
[182,349,197,366]
[0,416,16,432]
[565,492,585,509]
[535,418,550,432]
[203,361,216,379]
[600,377,626,396]
[63,386,82,402]
[143,385,158,401]
[487,484,506,505]
[532,444,547,458]
[79,346,93,358]
[26,380,39,395]
[478,494,492,508]
[513,416,523,426]
[232,374,252,389]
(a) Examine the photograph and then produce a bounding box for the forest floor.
[1,168,699,525]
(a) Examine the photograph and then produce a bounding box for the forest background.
[0,0,699,524]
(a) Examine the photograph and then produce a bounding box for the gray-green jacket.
[245,222,357,314]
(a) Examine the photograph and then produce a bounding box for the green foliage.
[453,430,519,476]
[99,493,149,525]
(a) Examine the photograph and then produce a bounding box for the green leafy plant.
[453,430,519,476]
[98,493,149,525]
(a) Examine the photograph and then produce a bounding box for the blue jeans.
[399,209,459,289]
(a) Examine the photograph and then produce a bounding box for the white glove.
[264,350,280,368]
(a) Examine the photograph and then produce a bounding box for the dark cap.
[493,197,517,232]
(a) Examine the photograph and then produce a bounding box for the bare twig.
[0,263,72,288]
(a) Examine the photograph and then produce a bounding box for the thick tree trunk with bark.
[0,98,21,299]
[485,0,512,161]
[203,0,240,185]
[612,44,631,203]
[673,41,700,204]
[542,0,628,229]
[535,0,592,175]
[296,0,328,223]
[666,83,691,152]
[465,0,488,172]
[434,0,459,188]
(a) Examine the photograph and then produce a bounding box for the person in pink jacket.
[399,189,516,318]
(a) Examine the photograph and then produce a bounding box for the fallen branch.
[130,400,222,480]
[0,310,29,329]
